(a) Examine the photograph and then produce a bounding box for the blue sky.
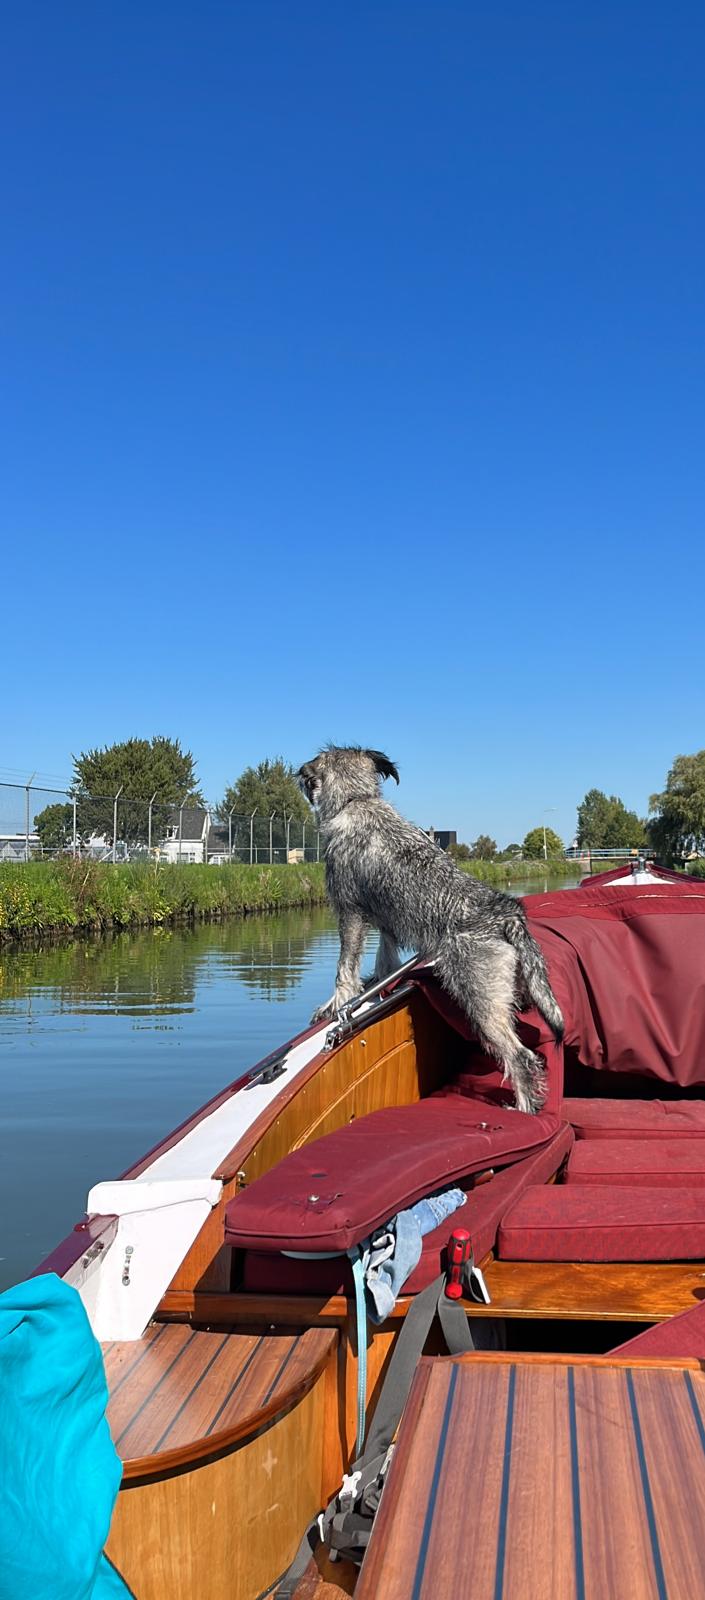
[2,3,704,848]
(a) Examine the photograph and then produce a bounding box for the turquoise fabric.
[0,1273,132,1599]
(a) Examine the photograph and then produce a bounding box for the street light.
[542,807,557,861]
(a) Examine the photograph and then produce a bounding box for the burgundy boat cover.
[416,877,705,1092]
[224,1101,561,1255]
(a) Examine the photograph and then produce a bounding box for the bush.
[0,861,328,943]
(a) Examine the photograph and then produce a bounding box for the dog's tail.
[504,916,564,1041]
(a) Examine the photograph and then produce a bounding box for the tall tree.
[649,751,705,863]
[71,736,202,844]
[470,835,498,860]
[219,758,312,823]
[33,802,73,852]
[576,788,645,849]
[523,826,565,859]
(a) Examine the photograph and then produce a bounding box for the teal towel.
[0,1272,132,1599]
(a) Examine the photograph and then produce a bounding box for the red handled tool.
[445,1226,472,1299]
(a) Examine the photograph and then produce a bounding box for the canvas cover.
[415,876,705,1091]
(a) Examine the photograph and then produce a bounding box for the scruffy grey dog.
[298,746,563,1114]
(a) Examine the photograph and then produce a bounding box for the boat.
[31,859,705,1598]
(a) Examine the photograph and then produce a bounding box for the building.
[158,807,211,864]
[0,832,41,862]
[426,828,457,853]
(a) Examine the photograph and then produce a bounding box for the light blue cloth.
[362,1187,466,1323]
[0,1273,133,1600]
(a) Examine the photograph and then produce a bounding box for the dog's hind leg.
[311,910,368,1023]
[436,934,547,1115]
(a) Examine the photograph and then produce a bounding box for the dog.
[298,745,563,1114]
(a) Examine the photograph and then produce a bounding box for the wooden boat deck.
[103,1322,337,1479]
[357,1354,705,1599]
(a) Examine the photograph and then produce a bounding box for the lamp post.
[542,807,557,861]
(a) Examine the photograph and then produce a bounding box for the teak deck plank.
[356,1357,705,1599]
[103,1323,336,1479]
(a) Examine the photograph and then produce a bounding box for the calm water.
[0,876,579,1290]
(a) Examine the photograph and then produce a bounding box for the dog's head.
[297,746,399,818]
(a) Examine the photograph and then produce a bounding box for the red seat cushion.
[498,1184,705,1262]
[611,1301,705,1361]
[242,1124,574,1295]
[562,1098,705,1140]
[224,1100,562,1255]
[565,1139,705,1187]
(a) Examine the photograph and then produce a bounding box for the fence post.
[316,828,320,863]
[228,807,235,862]
[269,811,275,865]
[178,794,187,864]
[302,821,306,861]
[148,791,158,854]
[72,796,77,857]
[285,814,291,862]
[112,786,123,863]
[25,773,36,862]
[249,808,257,866]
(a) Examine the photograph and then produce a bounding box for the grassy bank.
[0,853,582,945]
[0,860,328,943]
[459,857,579,886]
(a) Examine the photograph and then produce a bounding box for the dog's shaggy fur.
[298,745,563,1114]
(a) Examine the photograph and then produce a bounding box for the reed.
[0,860,328,943]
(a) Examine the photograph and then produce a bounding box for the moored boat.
[31,861,705,1598]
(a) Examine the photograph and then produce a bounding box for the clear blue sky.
[2,3,704,847]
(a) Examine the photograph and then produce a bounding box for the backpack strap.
[275,1260,483,1594]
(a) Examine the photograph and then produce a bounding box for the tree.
[218,758,314,854]
[523,826,564,859]
[448,841,473,862]
[34,802,73,852]
[576,788,646,849]
[649,750,705,864]
[470,835,498,860]
[71,736,203,845]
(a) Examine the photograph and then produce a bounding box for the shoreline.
[0,856,581,949]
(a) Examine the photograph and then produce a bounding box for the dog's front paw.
[310,998,336,1025]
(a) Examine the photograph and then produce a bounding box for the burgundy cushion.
[225,1100,562,1255]
[611,1301,705,1361]
[498,1184,705,1262]
[562,1098,705,1140]
[565,1139,705,1187]
[242,1124,574,1295]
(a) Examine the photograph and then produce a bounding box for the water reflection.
[0,881,579,1288]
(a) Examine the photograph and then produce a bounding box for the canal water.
[0,877,580,1290]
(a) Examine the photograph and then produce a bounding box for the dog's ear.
[366,749,399,785]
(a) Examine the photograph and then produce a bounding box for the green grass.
[0,860,328,943]
[0,852,585,945]
[458,857,580,886]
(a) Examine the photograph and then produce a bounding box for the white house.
[158,807,211,864]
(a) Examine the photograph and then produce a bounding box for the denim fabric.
[363,1188,466,1323]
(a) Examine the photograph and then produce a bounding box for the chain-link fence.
[0,780,322,865]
